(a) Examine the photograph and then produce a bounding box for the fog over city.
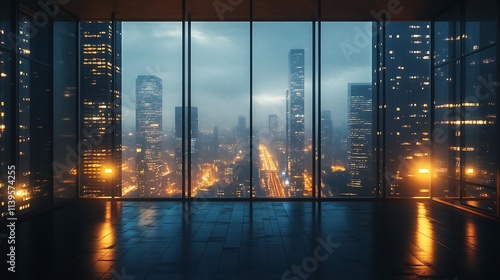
[122,22,372,133]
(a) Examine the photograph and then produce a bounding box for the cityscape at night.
[1,0,500,279]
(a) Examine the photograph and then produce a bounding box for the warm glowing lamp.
[104,168,113,174]
[466,168,474,175]
[418,168,430,174]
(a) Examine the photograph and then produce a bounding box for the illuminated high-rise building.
[321,110,334,172]
[136,75,162,197]
[287,49,305,197]
[375,22,431,196]
[80,21,122,197]
[236,115,247,148]
[17,19,33,209]
[0,19,8,218]
[348,84,373,194]
[175,106,199,190]
[16,18,53,212]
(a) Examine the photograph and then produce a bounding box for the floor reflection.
[10,200,500,279]
[415,202,434,262]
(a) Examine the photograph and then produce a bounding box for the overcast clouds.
[122,22,372,134]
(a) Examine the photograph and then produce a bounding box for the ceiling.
[60,0,459,21]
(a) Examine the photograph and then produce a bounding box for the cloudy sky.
[122,22,372,134]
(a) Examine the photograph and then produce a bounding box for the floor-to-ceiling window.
[53,11,78,203]
[320,22,374,198]
[0,0,79,222]
[121,22,182,198]
[16,1,54,214]
[253,22,312,198]
[379,21,432,198]
[0,0,12,219]
[432,0,498,215]
[119,19,440,200]
[191,22,250,198]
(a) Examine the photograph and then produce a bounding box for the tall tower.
[175,106,199,191]
[348,83,373,195]
[379,22,431,196]
[80,21,122,197]
[287,49,305,197]
[236,115,247,148]
[321,110,334,172]
[136,75,163,197]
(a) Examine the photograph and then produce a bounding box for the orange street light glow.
[466,168,474,174]
[104,168,113,174]
[418,168,430,174]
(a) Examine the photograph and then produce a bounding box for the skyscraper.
[136,75,163,198]
[236,115,247,148]
[348,83,373,195]
[17,19,32,208]
[0,19,8,218]
[80,21,122,197]
[287,49,305,197]
[375,22,431,196]
[175,106,199,191]
[321,110,334,172]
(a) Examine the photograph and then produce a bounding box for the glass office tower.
[348,83,373,196]
[376,22,432,197]
[136,75,163,198]
[80,21,122,197]
[287,49,306,197]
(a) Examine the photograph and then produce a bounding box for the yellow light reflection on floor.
[95,202,120,262]
[465,219,477,271]
[415,202,434,265]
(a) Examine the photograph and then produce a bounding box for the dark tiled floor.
[2,200,500,279]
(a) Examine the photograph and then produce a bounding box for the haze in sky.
[122,22,373,134]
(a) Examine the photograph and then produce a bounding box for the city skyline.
[126,46,371,198]
[121,22,373,133]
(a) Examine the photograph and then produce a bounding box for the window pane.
[0,0,9,50]
[321,22,374,197]
[465,0,497,54]
[433,63,461,198]
[433,6,460,66]
[191,22,250,198]
[463,48,497,213]
[53,19,78,202]
[384,22,431,197]
[122,22,182,198]
[253,22,312,198]
[0,3,10,219]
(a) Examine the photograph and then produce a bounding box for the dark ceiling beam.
[60,0,458,21]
